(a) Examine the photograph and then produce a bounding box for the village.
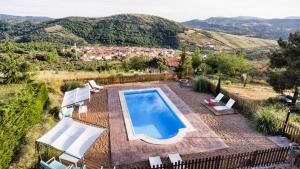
[77,46,177,61]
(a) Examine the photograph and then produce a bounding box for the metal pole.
[283,108,291,135]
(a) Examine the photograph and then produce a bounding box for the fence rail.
[128,147,290,169]
[280,122,300,144]
[63,73,177,85]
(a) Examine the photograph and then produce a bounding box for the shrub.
[0,83,49,168]
[60,81,84,92]
[36,52,58,63]
[193,76,211,93]
[253,106,282,135]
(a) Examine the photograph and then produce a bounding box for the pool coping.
[119,87,195,144]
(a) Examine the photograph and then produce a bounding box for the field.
[35,71,148,82]
[222,83,277,101]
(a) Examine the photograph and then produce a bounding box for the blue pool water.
[124,89,186,140]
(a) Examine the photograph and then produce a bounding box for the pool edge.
[119,87,195,144]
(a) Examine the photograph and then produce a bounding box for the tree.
[128,55,150,71]
[205,53,250,77]
[268,32,300,104]
[176,45,192,77]
[149,57,169,73]
[215,76,221,95]
[0,34,34,83]
[191,48,202,71]
[0,53,33,83]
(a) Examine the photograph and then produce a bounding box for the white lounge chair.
[204,93,224,104]
[88,80,104,91]
[149,156,162,167]
[213,98,235,111]
[168,153,182,163]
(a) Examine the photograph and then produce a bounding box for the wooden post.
[283,108,291,135]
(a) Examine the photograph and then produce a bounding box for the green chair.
[40,157,73,169]
[61,107,74,118]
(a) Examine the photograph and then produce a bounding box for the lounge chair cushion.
[225,99,235,108]
[213,98,235,111]
[149,156,162,167]
[213,106,229,111]
[214,93,224,102]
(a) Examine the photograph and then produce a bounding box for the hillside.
[178,29,277,51]
[0,14,277,50]
[183,17,300,40]
[1,14,185,48]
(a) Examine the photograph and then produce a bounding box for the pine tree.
[268,31,300,104]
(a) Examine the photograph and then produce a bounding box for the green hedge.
[193,76,211,93]
[0,82,49,169]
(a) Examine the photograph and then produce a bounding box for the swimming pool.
[119,88,195,144]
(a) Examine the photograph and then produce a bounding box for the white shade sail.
[61,86,90,107]
[37,118,105,159]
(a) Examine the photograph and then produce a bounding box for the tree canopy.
[268,31,300,103]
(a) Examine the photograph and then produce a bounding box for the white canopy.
[61,86,90,107]
[37,118,105,159]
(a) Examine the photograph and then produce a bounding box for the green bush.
[0,83,49,168]
[253,106,282,135]
[43,52,58,63]
[193,76,211,93]
[60,81,84,92]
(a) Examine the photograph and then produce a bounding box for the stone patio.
[73,81,278,168]
[108,84,227,165]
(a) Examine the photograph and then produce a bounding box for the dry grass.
[35,71,148,82]
[222,83,277,101]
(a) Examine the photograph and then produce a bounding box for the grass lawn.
[222,83,277,101]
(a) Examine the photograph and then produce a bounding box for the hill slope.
[178,29,277,50]
[183,17,300,40]
[1,14,185,48]
[0,14,277,49]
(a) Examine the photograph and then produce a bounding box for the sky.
[1,0,300,21]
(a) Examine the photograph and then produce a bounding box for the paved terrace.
[109,84,227,165]
[73,81,277,169]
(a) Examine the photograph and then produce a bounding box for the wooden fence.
[280,122,300,144]
[126,147,291,169]
[63,73,177,85]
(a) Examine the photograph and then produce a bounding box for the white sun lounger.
[204,93,224,104]
[88,80,104,91]
[168,153,182,163]
[149,156,162,167]
[213,98,235,111]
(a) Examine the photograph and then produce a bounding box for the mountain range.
[183,16,300,40]
[0,14,53,23]
[0,14,278,50]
